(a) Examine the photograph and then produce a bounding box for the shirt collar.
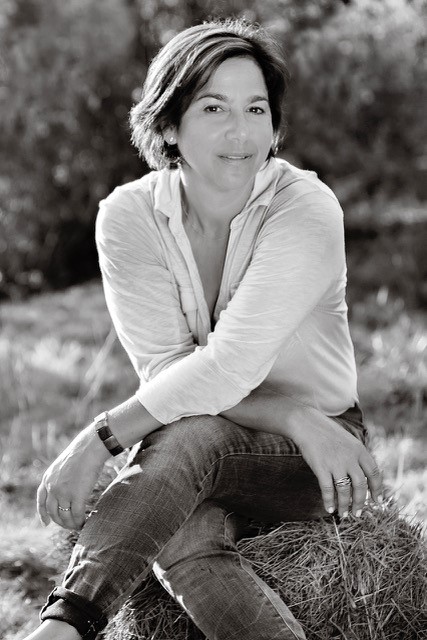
[153,157,282,220]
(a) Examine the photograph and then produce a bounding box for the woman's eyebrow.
[196,92,269,102]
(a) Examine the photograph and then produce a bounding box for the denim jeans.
[40,405,366,640]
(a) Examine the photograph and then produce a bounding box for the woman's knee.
[153,500,240,574]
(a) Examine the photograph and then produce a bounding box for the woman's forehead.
[195,57,267,98]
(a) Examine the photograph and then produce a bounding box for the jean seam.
[223,511,234,549]
[236,555,305,640]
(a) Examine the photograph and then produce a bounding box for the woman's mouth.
[219,154,252,162]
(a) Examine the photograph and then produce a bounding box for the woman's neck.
[179,171,254,236]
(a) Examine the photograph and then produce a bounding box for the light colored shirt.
[96,157,359,424]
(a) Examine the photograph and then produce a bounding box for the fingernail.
[327,507,334,514]
[355,509,362,518]
[342,511,349,518]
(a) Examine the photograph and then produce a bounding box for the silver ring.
[58,505,71,512]
[335,476,352,488]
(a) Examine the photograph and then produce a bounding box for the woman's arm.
[38,387,382,530]
[37,395,161,530]
[221,386,382,518]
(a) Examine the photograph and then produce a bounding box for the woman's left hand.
[37,425,110,530]
[291,408,383,518]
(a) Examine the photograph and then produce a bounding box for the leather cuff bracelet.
[94,411,124,456]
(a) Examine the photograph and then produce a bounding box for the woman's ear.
[163,127,178,145]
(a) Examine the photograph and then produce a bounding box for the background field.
[1,0,426,638]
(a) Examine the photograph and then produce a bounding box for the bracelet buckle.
[94,411,125,457]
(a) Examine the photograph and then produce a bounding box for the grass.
[0,278,425,639]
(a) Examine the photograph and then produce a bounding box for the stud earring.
[168,136,176,144]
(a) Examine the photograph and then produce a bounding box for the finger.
[348,471,369,516]
[360,452,383,502]
[334,474,352,517]
[317,472,336,515]
[46,492,65,528]
[55,492,81,530]
[54,490,84,530]
[72,500,87,530]
[57,501,77,530]
[36,483,50,526]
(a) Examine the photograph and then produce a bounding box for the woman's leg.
[38,408,365,639]
[38,414,295,638]
[154,500,306,640]
[151,407,366,640]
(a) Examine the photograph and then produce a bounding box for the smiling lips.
[219,154,252,161]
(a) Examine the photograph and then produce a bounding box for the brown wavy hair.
[129,18,290,170]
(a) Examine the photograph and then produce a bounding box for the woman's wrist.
[283,401,321,447]
[93,411,125,456]
[75,396,164,461]
[101,394,164,450]
[81,423,112,464]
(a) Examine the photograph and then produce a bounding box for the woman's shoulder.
[96,171,168,251]
[268,158,343,223]
[100,170,159,212]
[272,158,339,202]
[97,168,177,234]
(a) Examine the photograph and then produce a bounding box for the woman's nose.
[224,111,249,142]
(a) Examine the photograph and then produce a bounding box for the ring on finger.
[58,505,71,512]
[335,476,352,488]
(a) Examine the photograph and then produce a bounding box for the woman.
[26,18,382,640]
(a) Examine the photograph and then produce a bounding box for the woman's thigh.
[129,416,306,521]
[137,407,366,522]
[127,406,364,525]
[209,450,325,523]
[208,404,366,523]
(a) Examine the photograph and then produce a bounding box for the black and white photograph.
[1,1,426,638]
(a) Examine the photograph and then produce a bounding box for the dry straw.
[80,499,425,640]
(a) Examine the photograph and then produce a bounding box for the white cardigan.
[95,158,359,424]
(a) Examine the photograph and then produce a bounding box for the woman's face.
[172,56,274,194]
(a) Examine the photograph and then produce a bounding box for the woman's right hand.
[291,406,383,517]
[37,424,110,530]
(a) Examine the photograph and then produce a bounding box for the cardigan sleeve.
[134,189,346,424]
[96,188,196,384]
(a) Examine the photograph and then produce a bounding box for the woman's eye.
[204,105,223,113]
[249,106,265,114]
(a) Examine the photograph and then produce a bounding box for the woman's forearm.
[98,388,312,455]
[105,395,164,449]
[220,386,315,446]
[104,388,306,450]
[88,386,316,463]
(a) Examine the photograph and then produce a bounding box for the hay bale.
[239,505,427,640]
[98,501,426,640]
[56,473,426,639]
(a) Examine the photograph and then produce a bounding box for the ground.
[0,279,425,639]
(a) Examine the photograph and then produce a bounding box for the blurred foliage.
[0,0,143,297]
[0,0,426,299]
[280,0,427,201]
